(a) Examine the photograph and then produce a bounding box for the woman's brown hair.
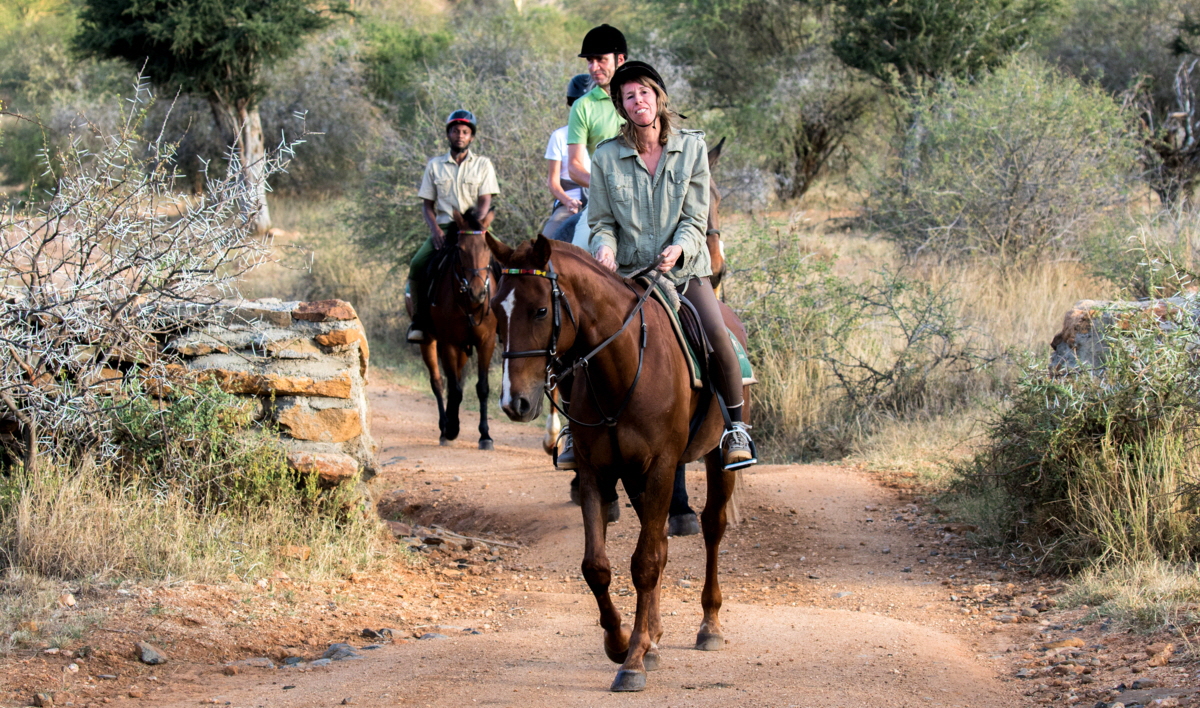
[615,76,674,154]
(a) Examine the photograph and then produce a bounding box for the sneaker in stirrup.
[720,421,756,471]
[406,324,426,343]
[556,427,578,470]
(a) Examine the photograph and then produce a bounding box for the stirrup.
[720,422,756,471]
[406,325,426,343]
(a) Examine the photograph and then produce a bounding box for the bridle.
[451,230,493,328]
[499,257,661,429]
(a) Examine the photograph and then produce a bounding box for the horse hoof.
[695,632,724,651]
[439,437,451,447]
[643,650,660,671]
[606,503,620,524]
[479,439,494,450]
[668,512,701,537]
[610,669,646,692]
[542,435,556,455]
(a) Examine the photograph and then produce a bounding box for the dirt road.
[143,378,1031,708]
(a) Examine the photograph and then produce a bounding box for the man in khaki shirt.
[407,109,501,342]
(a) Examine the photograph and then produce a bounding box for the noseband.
[452,230,493,327]
[499,258,660,428]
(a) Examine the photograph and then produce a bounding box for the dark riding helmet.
[609,61,667,113]
[446,109,477,134]
[566,74,592,106]
[578,24,627,58]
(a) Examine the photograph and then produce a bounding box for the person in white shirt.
[542,74,593,241]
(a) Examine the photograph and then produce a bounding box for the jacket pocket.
[668,168,688,199]
[616,233,638,266]
[607,173,632,202]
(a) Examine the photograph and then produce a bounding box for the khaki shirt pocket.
[616,233,638,267]
[607,173,632,202]
[668,168,688,199]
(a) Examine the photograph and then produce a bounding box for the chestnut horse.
[407,209,497,449]
[541,137,730,536]
[489,234,748,693]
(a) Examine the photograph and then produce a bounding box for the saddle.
[634,272,755,390]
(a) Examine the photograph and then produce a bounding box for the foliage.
[1041,0,1197,117]
[832,0,1058,95]
[869,56,1136,264]
[110,382,311,514]
[74,0,350,109]
[657,0,873,201]
[1080,208,1197,299]
[958,302,1200,567]
[361,21,451,121]
[0,79,296,473]
[724,220,989,459]
[0,383,382,586]
[355,53,572,259]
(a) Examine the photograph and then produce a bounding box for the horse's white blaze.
[499,289,516,408]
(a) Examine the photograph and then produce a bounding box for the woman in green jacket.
[589,61,755,471]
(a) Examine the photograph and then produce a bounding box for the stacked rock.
[163,298,378,487]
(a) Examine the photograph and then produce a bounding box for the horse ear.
[486,231,513,264]
[481,208,495,230]
[530,234,552,267]
[451,209,467,231]
[707,136,725,170]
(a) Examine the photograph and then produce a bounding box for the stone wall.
[1049,296,1198,374]
[164,298,377,487]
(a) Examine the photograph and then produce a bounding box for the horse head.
[706,137,727,291]
[450,208,494,311]
[487,234,577,422]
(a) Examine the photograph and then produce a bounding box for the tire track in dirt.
[149,378,1026,707]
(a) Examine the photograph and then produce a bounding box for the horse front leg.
[420,338,446,437]
[611,460,673,693]
[667,462,700,536]
[439,345,464,444]
[543,388,561,456]
[476,335,494,450]
[578,466,628,668]
[697,448,736,651]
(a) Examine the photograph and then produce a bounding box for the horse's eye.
[534,308,548,320]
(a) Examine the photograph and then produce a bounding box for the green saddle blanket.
[637,276,756,390]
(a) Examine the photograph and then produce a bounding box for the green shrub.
[724,220,991,459]
[956,302,1200,567]
[870,55,1137,264]
[1,382,382,585]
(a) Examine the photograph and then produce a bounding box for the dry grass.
[1063,560,1200,636]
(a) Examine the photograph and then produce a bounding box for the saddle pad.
[636,276,755,389]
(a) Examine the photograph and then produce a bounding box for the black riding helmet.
[446,109,477,134]
[608,61,667,114]
[566,74,592,106]
[578,24,627,58]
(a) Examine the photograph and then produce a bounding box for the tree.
[0,79,293,474]
[74,0,349,233]
[832,0,1057,96]
[661,0,873,201]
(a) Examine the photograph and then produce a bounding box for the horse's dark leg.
[667,463,700,536]
[697,448,736,651]
[420,338,446,437]
[439,345,464,443]
[611,459,673,693]
[476,333,494,450]
[579,466,628,667]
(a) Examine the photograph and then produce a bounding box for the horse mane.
[461,207,484,231]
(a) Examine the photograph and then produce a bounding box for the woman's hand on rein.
[658,244,683,272]
[595,246,618,272]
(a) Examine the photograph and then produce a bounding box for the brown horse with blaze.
[488,233,749,693]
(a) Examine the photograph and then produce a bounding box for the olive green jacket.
[588,129,711,286]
